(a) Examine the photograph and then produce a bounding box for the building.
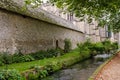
[0,0,85,54]
[0,0,119,54]
[40,2,118,43]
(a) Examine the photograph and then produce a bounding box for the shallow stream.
[42,54,111,80]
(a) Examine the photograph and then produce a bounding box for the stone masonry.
[0,0,84,54]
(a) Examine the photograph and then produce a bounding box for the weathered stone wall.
[0,9,84,54]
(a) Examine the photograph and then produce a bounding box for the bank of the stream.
[0,50,92,80]
[41,54,111,80]
[0,40,118,80]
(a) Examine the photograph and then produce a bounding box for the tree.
[25,0,120,32]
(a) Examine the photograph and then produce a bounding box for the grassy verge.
[0,49,92,79]
[88,51,120,80]
[0,50,90,73]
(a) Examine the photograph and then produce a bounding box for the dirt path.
[95,52,120,80]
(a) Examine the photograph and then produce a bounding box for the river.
[42,54,111,80]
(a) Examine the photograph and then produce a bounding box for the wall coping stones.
[0,0,83,33]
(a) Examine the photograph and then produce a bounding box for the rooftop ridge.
[0,0,83,33]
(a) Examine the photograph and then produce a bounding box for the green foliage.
[0,48,64,66]
[111,42,118,50]
[81,47,90,58]
[27,51,90,80]
[30,49,63,60]
[0,50,91,79]
[28,66,49,79]
[0,69,24,80]
[30,50,48,60]
[27,72,38,80]
[64,39,72,53]
[22,55,35,62]
[25,0,42,8]
[50,0,120,32]
[102,40,112,53]
[0,53,13,66]
[27,53,89,80]
[47,49,62,57]
[0,61,4,66]
[77,39,118,56]
[38,69,48,78]
[77,42,91,57]
[44,64,55,74]
[24,0,120,32]
[102,40,118,53]
[0,55,4,66]
[13,54,35,63]
[94,42,105,54]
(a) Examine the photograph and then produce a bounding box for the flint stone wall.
[0,9,84,54]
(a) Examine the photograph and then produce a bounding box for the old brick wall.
[0,9,85,54]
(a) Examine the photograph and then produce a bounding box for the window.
[105,26,111,38]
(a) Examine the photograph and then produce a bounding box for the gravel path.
[94,53,120,80]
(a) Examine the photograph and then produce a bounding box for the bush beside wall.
[0,48,64,66]
[77,39,118,56]
[0,69,25,80]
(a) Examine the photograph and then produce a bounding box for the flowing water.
[42,54,111,80]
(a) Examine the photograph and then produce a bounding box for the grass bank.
[0,49,91,79]
[0,50,90,72]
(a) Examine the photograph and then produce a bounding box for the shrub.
[0,69,24,80]
[1,53,12,64]
[0,53,13,66]
[28,66,49,79]
[77,43,85,54]
[44,64,55,74]
[56,48,64,56]
[0,54,4,66]
[81,47,90,58]
[30,50,48,60]
[0,48,64,66]
[38,69,48,79]
[64,39,72,53]
[47,48,64,57]
[102,40,112,53]
[81,39,96,53]
[94,42,105,54]
[111,42,118,51]
[77,39,105,56]
[77,43,91,57]
[47,49,58,57]
[102,40,118,53]
[12,54,35,63]
[27,72,38,80]
[20,55,35,62]
[77,39,117,57]
[31,49,64,60]
[0,61,4,66]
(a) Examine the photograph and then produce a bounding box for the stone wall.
[0,9,84,54]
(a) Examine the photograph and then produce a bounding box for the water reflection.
[42,54,111,80]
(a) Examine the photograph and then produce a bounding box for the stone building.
[0,0,119,54]
[40,2,118,42]
[0,0,85,54]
